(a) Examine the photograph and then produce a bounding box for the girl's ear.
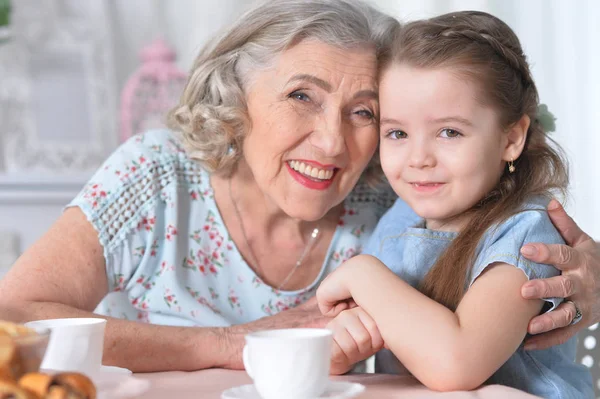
[503,114,530,161]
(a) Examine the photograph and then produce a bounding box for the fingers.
[523,324,581,351]
[546,199,590,247]
[527,301,580,335]
[330,311,373,356]
[327,308,384,374]
[520,243,582,271]
[521,275,578,300]
[316,280,352,317]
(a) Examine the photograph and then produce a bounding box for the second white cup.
[25,317,106,376]
[243,328,332,399]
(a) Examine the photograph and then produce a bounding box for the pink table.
[128,370,540,398]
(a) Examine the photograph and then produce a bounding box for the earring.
[227,143,236,155]
[508,158,516,173]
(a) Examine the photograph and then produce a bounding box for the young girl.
[316,11,593,397]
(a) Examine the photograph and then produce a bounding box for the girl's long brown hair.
[381,11,568,311]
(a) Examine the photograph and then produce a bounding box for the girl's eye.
[289,90,310,102]
[439,128,462,138]
[387,130,407,140]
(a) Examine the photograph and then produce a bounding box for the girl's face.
[379,65,515,231]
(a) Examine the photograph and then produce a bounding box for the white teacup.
[243,328,332,399]
[25,318,106,376]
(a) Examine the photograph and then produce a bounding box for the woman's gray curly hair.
[167,0,399,184]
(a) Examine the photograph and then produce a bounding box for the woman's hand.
[519,199,600,350]
[224,296,331,369]
[326,307,384,375]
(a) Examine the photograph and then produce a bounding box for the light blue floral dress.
[67,129,401,327]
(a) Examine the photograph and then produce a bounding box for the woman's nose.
[308,109,345,158]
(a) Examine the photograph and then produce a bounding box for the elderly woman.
[0,0,598,374]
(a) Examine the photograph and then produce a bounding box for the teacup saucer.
[221,381,365,399]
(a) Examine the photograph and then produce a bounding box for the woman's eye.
[354,109,374,119]
[387,130,407,139]
[289,91,310,102]
[439,128,462,138]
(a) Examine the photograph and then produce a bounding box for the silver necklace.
[228,178,320,291]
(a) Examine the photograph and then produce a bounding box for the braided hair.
[380,11,568,311]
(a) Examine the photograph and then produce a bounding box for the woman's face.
[241,40,379,221]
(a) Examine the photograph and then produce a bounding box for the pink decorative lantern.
[120,38,187,142]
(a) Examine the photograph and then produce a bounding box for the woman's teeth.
[288,161,334,180]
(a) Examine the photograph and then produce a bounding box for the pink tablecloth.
[125,369,540,399]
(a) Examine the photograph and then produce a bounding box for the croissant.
[16,373,52,398]
[0,379,37,399]
[44,386,81,399]
[18,373,96,399]
[50,374,95,399]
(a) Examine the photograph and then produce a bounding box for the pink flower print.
[84,183,110,209]
[113,274,126,292]
[209,265,218,275]
[191,191,199,200]
[276,301,290,313]
[135,274,156,290]
[190,230,202,244]
[166,224,178,241]
[182,250,199,272]
[139,156,146,164]
[203,224,210,231]
[252,276,263,288]
[137,312,149,323]
[209,287,219,300]
[164,289,179,308]
[228,288,241,310]
[138,216,156,232]
[134,246,146,258]
[351,224,365,238]
[261,300,277,315]
[338,220,345,226]
[154,261,173,278]
[348,209,356,216]
[150,240,159,256]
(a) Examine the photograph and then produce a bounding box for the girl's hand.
[316,258,363,317]
[520,199,600,350]
[327,307,384,375]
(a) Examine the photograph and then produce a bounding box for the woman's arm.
[318,254,542,391]
[520,199,600,349]
[0,208,329,372]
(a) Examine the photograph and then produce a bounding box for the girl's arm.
[317,254,543,391]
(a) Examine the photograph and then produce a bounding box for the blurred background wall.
[0,0,598,271]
